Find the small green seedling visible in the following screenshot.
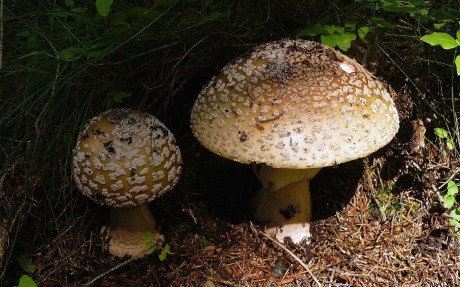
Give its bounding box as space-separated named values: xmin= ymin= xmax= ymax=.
xmin=159 ymin=244 xmax=173 ymax=261
xmin=442 ymin=180 xmax=460 ymax=228
xmin=434 ymin=127 xmax=454 ymax=150
xmin=140 ymin=232 xmax=160 ymax=255
xmin=140 ymin=232 xmax=173 ymax=261
xmin=17 ymin=255 xmax=37 ymax=287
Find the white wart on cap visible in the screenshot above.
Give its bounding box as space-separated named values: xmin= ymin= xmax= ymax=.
xmin=191 ymin=39 xmax=399 ymax=168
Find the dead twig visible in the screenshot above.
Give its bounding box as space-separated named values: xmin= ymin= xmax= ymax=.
xmin=438 ymin=167 xmax=460 ymax=190
xmin=82 ymin=257 xmax=136 ymax=286
xmin=250 ymin=222 xmax=322 ymax=287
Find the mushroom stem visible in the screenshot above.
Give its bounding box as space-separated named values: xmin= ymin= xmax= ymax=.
xmin=108 ymin=204 xmax=164 ymax=258
xmin=253 ymin=164 xmax=320 ymax=244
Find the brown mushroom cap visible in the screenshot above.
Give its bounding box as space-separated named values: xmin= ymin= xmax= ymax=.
xmin=191 ymin=39 xmax=399 ymax=168
xmin=73 ymin=108 xmax=182 ymax=207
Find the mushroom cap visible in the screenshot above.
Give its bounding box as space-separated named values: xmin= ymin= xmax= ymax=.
xmin=73 ymin=108 xmax=182 ymax=207
xmin=191 ymin=39 xmax=399 ymax=169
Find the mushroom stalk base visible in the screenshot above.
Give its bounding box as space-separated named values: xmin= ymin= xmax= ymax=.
xmin=253 ymin=165 xmax=320 ymax=244
xmin=109 ymin=204 xmax=163 ymax=258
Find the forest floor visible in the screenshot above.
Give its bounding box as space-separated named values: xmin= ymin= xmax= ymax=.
xmin=1 ymin=2 xmax=460 ymax=285
xmin=3 ymin=70 xmax=460 ymax=286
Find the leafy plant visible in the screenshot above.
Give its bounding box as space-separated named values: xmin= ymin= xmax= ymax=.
xmin=104 ymin=91 xmax=132 ymax=109
xmin=434 ymin=127 xmax=455 ymax=150
xmin=443 ymin=180 xmax=458 ymax=209
xmin=442 ymin=180 xmax=460 ymax=228
xmin=18 ymin=275 xmax=37 ymax=287
xmin=421 ymin=30 xmax=460 ymax=75
xmin=140 ymin=232 xmax=173 ymax=261
xmin=297 ymin=0 xmax=458 ymax=51
xmin=297 ymin=23 xmax=366 ymax=51
xmin=159 ymin=244 xmax=173 ymax=261
xmin=16 ymin=255 xmax=37 ymax=287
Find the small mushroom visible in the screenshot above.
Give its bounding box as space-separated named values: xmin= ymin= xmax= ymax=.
xmin=191 ymin=39 xmax=399 ymax=244
xmin=73 ymin=108 xmax=182 ymax=257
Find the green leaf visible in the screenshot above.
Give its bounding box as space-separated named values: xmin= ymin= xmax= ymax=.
xmin=433 ymin=23 xmax=445 ymax=29
xmin=296 ymin=24 xmax=326 ymax=37
xmin=104 ymin=91 xmax=132 ymax=109
xmin=450 ymin=208 xmax=460 ymax=221
xmin=358 ymin=26 xmax=369 ymax=39
xmin=140 ymin=232 xmax=153 ymax=245
xmin=96 ymin=0 xmax=113 ymax=17
xmin=18 ymin=275 xmax=37 ymax=287
xmin=321 ymin=33 xmax=356 ymax=51
xmin=65 ymin=0 xmax=74 ymax=7
xmin=145 ymin=244 xmax=157 ymax=255
xmin=337 ymin=33 xmax=357 ymax=50
xmin=447 ymin=138 xmax=455 ymax=150
xmin=140 ymin=232 xmax=159 ymax=255
xmin=449 ymin=218 xmax=460 ymax=228
xmin=159 ymin=244 xmax=173 ymax=261
xmin=112 ymin=92 xmax=131 ymax=103
xmin=324 ymin=25 xmax=344 ymax=35
xmin=447 ymin=180 xmax=459 ymax=196
xmin=418 ymin=8 xmax=429 ymax=16
xmin=380 ymin=0 xmax=416 ymax=13
xmin=321 ymin=35 xmax=338 ymax=48
xmin=421 ymin=32 xmax=459 ymax=50
xmin=455 ymin=55 xmax=460 ymax=76
xmin=434 ymin=127 xmax=448 ymax=139
xmin=443 ymin=194 xmax=456 ymax=209
xmin=457 ymin=29 xmax=460 ymax=41
xmin=17 ymin=255 xmax=35 ymax=273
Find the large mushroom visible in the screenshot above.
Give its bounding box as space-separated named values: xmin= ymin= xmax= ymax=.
xmin=190 ymin=39 xmax=399 ymax=244
xmin=73 ymin=108 xmax=182 ymax=257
